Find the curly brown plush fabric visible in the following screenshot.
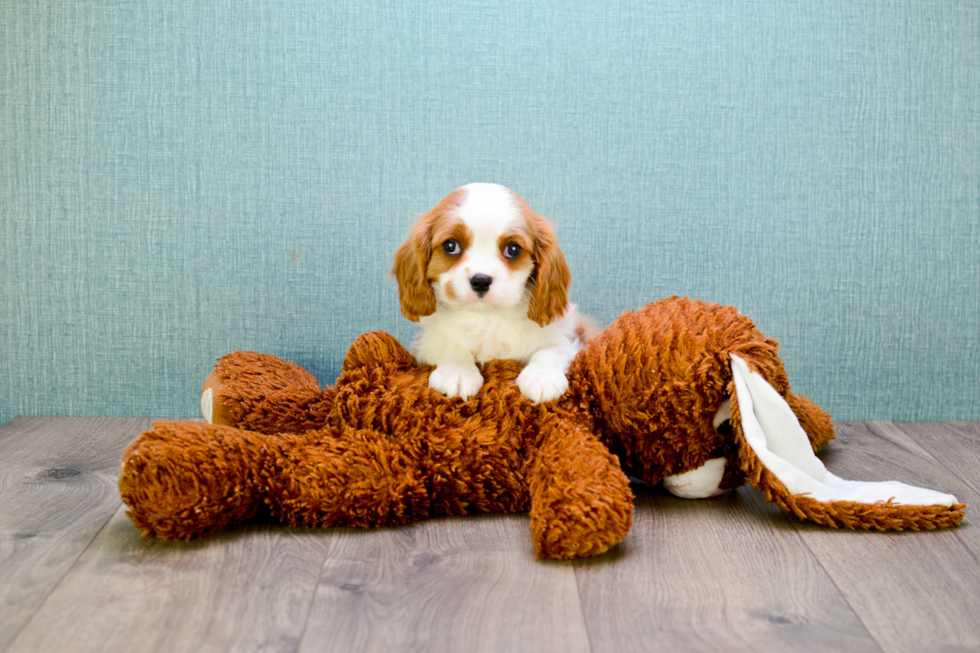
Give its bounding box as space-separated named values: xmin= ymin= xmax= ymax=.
xmin=727 ymin=388 xmax=967 ymax=531
xmin=119 ymin=297 xmax=964 ymax=559
xmin=124 ymin=331 xmax=636 ymax=558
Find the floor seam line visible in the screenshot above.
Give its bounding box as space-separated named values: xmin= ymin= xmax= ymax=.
xmin=793 ymin=522 xmax=886 ymax=653
xmin=3 ymin=502 xmax=123 ymax=653
xmin=572 ymin=560 xmax=596 ymax=653
xmin=294 ymin=536 xmax=334 ymax=653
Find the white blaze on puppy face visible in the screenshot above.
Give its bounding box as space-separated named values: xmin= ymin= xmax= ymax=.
xmin=432 ymin=183 xmax=535 ymax=311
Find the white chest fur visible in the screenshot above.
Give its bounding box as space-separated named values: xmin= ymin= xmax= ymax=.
xmin=413 ymin=304 xmax=577 ymax=365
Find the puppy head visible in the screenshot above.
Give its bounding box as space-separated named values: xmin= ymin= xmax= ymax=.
xmin=391 ymin=183 xmax=570 ymax=325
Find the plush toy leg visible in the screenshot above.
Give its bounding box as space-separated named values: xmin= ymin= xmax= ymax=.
xmin=269 ymin=423 xmax=532 ymax=529
xmin=729 ymin=355 xmax=965 ymax=530
xmin=121 ymin=419 xmax=534 ymax=539
xmin=200 ymin=351 xmax=337 ymax=434
xmin=266 ymin=429 xmax=434 ymax=529
xmin=201 ymin=333 xmax=414 ymax=433
xmin=120 ymin=422 xmax=273 ymax=539
xmin=528 ymin=414 xmax=634 ymax=559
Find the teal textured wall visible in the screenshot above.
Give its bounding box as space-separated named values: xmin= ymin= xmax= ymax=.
xmin=2 ymin=0 xmax=978 ymax=425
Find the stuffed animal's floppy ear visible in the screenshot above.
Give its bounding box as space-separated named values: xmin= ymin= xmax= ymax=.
xmin=729 ymin=355 xmax=965 ymax=530
xmin=526 ymin=213 xmax=570 ymax=326
xmin=391 ymin=216 xmax=437 ymax=322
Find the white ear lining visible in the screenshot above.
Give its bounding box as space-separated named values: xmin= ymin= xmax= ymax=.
xmin=730 ymin=354 xmax=956 ymax=507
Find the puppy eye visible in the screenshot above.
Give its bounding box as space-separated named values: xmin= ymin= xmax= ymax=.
xmin=443 ymin=239 xmax=461 ymax=255
xmin=503 ymin=243 xmax=522 ymax=260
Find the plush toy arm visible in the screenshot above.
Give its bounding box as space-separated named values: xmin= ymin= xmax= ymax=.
xmin=119 ymin=421 xmax=276 ymax=539
xmin=527 ymin=413 xmax=634 ymax=559
xmin=201 ymin=351 xmax=337 ymax=434
xmin=203 ymin=333 xmax=416 ymax=434
xmin=729 ymin=355 xmax=966 ymax=530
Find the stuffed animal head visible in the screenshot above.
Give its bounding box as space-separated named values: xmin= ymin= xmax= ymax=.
xmin=569 ymin=297 xmax=963 ymax=529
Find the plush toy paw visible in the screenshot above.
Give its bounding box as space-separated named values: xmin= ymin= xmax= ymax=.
xmin=516 ymin=363 xmax=568 ymax=404
xmin=201 ymin=387 xmax=213 ymax=423
xmin=428 ymin=362 xmax=484 ymax=400
xmin=120 ymin=421 xmax=266 ymax=539
xmin=663 ymin=457 xmax=729 ymax=499
xmin=200 ymin=369 xmax=233 ymax=426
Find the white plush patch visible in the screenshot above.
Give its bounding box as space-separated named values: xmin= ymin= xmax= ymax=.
xmin=730 ymin=354 xmax=957 ymax=507
xmin=713 ymin=397 xmax=731 ymax=431
xmin=664 ymin=457 xmax=728 ymax=499
xmin=201 ymin=387 xmax=213 ymax=424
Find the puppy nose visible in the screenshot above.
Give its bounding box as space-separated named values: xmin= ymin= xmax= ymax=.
xmin=469 ymin=274 xmax=493 ymax=297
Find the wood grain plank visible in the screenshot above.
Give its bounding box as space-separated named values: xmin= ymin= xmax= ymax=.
xmin=7 ymin=507 xmax=333 ymax=653
xmin=573 ymin=485 xmax=880 ymax=653
xmin=4 ymin=418 xmax=976 ymax=653
xmin=880 ymin=422 xmax=980 ymax=497
xmin=301 ymin=513 xmax=592 ymax=653
xmin=788 ymin=422 xmax=980 ymax=653
xmin=0 ymin=417 xmax=148 ymax=652
xmin=867 ymin=421 xmax=980 ymax=561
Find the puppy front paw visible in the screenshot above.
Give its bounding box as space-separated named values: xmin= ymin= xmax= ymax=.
xmin=516 ymin=365 xmax=569 ymax=404
xmin=428 ymin=363 xmax=484 ymax=400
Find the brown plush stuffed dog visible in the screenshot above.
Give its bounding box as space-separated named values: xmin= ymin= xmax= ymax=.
xmin=119 ymin=297 xmax=964 ymax=559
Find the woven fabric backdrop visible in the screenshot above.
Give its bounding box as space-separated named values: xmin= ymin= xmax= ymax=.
xmin=2 ymin=0 xmax=978 ymax=425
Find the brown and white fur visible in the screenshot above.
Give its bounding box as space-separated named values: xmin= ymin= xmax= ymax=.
xmin=392 ymin=183 xmax=597 ymax=404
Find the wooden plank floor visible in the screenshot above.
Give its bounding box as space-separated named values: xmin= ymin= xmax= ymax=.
xmin=0 ymin=417 xmax=977 ymax=653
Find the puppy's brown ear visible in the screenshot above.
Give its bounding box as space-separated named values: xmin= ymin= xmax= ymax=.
xmin=391 ymin=216 xmax=437 ymax=321
xmin=527 ymin=214 xmax=570 ymax=326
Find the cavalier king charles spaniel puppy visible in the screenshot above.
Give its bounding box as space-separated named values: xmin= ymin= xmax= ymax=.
xmin=392 ymin=183 xmax=598 ymax=404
